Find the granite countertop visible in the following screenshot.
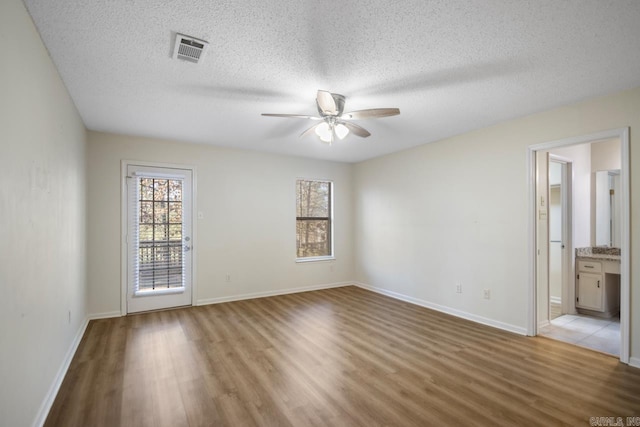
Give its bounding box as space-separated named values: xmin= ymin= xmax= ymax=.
xmin=576 ymin=247 xmax=621 ymax=262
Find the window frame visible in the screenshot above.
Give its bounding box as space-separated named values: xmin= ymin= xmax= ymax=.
xmin=295 ymin=178 xmax=335 ymax=263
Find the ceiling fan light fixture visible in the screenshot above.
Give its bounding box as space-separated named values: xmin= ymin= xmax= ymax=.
xmin=335 ymin=123 xmax=349 ymax=140
xmin=315 ymin=121 xmax=332 ymax=142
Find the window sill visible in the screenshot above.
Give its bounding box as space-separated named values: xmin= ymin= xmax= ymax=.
xmin=296 ymin=256 xmax=335 ymax=263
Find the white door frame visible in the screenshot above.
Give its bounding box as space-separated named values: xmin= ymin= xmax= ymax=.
xmin=121 ymin=160 xmax=197 ymax=315
xmin=548 ymin=155 xmax=574 ymax=317
xmin=527 ymin=128 xmax=630 ymax=364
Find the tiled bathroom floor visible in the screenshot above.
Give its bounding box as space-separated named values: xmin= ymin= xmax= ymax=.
xmin=538 ymin=314 xmax=620 ymax=356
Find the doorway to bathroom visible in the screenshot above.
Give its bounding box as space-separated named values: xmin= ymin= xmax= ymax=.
xmin=528 ymin=128 xmax=630 ymax=363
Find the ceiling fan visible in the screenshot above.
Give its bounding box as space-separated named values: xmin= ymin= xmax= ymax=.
xmin=261 ymin=90 xmax=400 ymax=144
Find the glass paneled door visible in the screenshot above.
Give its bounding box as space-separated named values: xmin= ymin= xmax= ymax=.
xmin=126 ymin=164 xmax=193 ymax=313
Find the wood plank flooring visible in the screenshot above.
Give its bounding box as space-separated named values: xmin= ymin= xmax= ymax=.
xmin=45 ymin=286 xmax=640 ymax=426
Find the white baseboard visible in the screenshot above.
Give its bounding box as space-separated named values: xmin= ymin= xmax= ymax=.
xmin=550 ymin=296 xmax=561 ymax=305
xmin=538 ymin=319 xmax=551 ymax=329
xmin=87 ymin=311 xmax=122 ymax=320
xmin=32 ymin=316 xmax=90 ymax=427
xmin=354 ymin=282 xmax=527 ymax=336
xmin=196 ymin=281 xmax=352 ymax=306
xmin=629 ymin=357 xmax=640 ymax=369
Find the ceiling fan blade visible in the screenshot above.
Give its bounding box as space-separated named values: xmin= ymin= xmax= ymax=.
xmin=342 ymin=108 xmax=400 ymax=120
xmin=300 ymin=123 xmax=321 ymax=138
xmin=262 ymin=113 xmax=320 ymax=120
xmin=316 ymin=90 xmax=337 ymax=115
xmin=340 ymin=121 xmax=371 ymax=138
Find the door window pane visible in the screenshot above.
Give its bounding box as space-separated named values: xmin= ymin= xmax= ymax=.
xmin=138 ymin=178 xmax=184 ymax=291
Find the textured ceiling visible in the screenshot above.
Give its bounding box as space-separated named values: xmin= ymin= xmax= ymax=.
xmin=23 ymin=0 xmax=640 ymax=163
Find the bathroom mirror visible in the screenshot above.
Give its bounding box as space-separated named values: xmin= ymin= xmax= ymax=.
xmin=595 ymin=169 xmax=621 ymax=247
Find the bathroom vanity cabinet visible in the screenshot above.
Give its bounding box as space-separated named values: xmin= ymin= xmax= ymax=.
xmin=576 ymin=258 xmax=620 ymax=317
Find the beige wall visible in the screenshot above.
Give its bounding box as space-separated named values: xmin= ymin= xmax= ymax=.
xmin=552 ymin=139 xmax=622 ymax=248
xmin=551 ymin=143 xmax=592 ymax=248
xmin=592 ymin=138 xmax=622 ymax=172
xmin=0 ymin=0 xmax=88 ymax=425
xmin=87 ymin=132 xmax=354 ymax=315
xmin=354 ymin=86 xmax=640 ymax=361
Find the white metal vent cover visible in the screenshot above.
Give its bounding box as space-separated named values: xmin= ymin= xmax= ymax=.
xmin=173 ymin=33 xmax=208 ymax=64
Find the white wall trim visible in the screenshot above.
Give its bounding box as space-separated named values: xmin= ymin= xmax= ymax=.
xmin=196 ymin=282 xmax=352 ymax=306
xmin=87 ymin=311 xmax=122 ymax=320
xmin=619 ymin=129 xmax=631 ymax=364
xmin=629 ymin=357 xmax=640 ymax=370
xmin=526 ymin=147 xmax=537 ymax=336
xmin=32 ymin=317 xmax=90 ymax=427
xmin=354 ymin=282 xmax=527 ymax=336
xmin=549 ymin=296 xmax=562 ymax=305
xmin=527 ymin=127 xmax=630 ymax=363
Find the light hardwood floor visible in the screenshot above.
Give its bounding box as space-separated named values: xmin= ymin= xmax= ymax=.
xmin=45 ymin=286 xmax=640 ymax=426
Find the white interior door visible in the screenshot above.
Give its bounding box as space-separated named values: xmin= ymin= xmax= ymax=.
xmin=548 ymin=158 xmax=571 ymax=317
xmin=548 ymin=161 xmax=562 ymax=312
xmin=126 ymin=164 xmax=193 ymax=313
xmin=536 ymin=151 xmax=550 ymax=327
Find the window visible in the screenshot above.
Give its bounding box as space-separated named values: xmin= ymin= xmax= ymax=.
xmin=136 ymin=177 xmax=184 ymax=291
xmin=296 ymin=179 xmax=333 ymax=259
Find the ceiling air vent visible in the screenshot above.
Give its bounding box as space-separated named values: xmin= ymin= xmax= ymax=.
xmin=173 ymin=33 xmax=208 ymax=64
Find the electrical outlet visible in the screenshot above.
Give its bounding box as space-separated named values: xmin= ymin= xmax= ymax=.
xmin=225 ymin=274 xmax=231 ymax=282
xmin=456 ymin=283 xmax=462 ymax=294
xmin=483 ymin=289 xmax=491 ymax=300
